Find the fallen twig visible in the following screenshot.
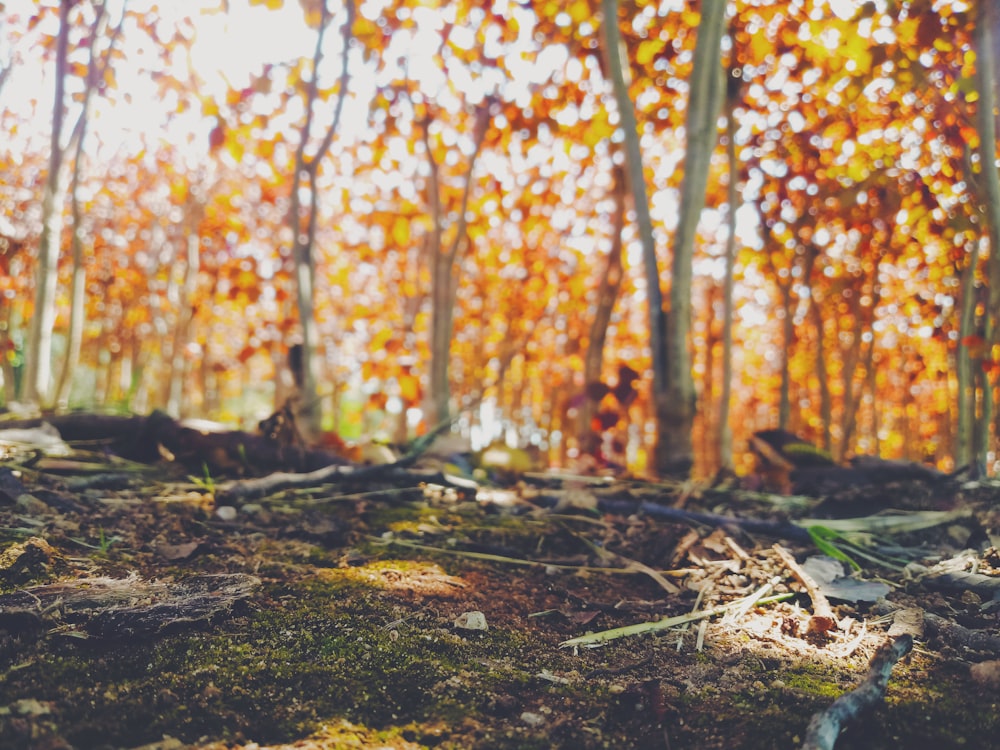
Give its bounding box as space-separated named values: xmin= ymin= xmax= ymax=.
xmin=560 ymin=583 xmax=790 ymax=649
xmin=773 ymin=543 xmax=837 ymax=635
xmin=597 ymin=500 xmax=815 ymax=543
xmin=773 ymin=544 xmax=834 ymax=618
xmin=216 ymin=463 xmax=349 ymax=503
xmin=923 ymin=612 xmax=1000 ymax=655
xmin=375 ymin=536 xmax=688 ymax=579
xmin=800 ymin=635 xmax=913 ymax=750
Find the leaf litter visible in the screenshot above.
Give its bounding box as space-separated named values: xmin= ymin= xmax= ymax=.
xmin=0 ymin=413 xmax=997 ymax=749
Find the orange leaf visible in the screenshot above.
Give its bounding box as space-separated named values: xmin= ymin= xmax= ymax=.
xmin=208 ymin=122 xmax=225 ymax=151
xmin=398 ymin=373 xmax=420 ymax=404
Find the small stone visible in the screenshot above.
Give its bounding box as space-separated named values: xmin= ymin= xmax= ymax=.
xmin=13 ymin=699 xmax=51 ymax=716
xmin=454 ymin=610 xmax=488 ymax=631
xmin=15 ymin=494 xmax=48 ymax=515
xmin=215 ymin=505 xmax=238 ymax=521
xmin=520 ymin=711 xmax=545 ymax=728
xmin=969 ymin=660 xmax=1000 ymax=690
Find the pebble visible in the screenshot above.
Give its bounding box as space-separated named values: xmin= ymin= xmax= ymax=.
xmin=520 ymin=711 xmax=545 ymax=728
xmin=215 ymin=505 xmax=238 ymax=521
xmin=454 ymin=611 xmax=488 ymax=631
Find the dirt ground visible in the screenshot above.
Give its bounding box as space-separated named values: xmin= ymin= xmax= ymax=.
xmin=0 ymin=417 xmax=998 ymax=749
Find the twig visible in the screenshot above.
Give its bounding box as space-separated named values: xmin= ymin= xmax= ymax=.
xmin=561 ymin=587 xmax=791 ymax=649
xmin=376 ymin=537 xmax=687 ymax=578
xmin=923 ymin=613 xmax=1000 ymax=654
xmin=568 ymin=525 xmax=681 ymax=595
xmin=800 ymin=635 xmax=913 ymax=750
xmin=721 ymin=575 xmax=782 ymax=625
xmin=597 ymin=500 xmax=815 ymax=544
xmin=216 ymin=463 xmax=348 ymax=503
xmin=620 ymin=557 xmax=682 ymax=595
xmin=773 ymin=543 xmax=836 ymax=622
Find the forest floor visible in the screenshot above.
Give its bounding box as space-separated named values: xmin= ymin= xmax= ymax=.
xmin=0 ymin=413 xmax=998 ymax=750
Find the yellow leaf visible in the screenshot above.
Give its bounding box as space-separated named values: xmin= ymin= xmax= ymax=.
xmin=568 ymin=0 xmax=590 ymax=25
xmin=226 ymin=136 xmax=245 ymax=163
xmin=636 ymin=40 xmax=663 ymax=66
xmin=391 ymin=217 xmax=410 ymax=247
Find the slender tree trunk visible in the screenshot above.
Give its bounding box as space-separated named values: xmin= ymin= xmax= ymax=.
xmin=423 ymin=105 xmax=490 ymax=427
xmin=581 ymin=163 xmax=626 ymax=458
xmin=718 ymin=101 xmax=739 ymax=472
xmin=24 ymin=0 xmax=71 ymax=407
xmin=975 ymin=1 xmax=1000 ymax=472
xmin=662 ymin=0 xmax=727 ymax=475
xmin=810 ymin=297 xmax=832 ymax=452
xmin=423 ymin=146 xmax=446 ymax=428
xmin=54 ymin=145 xmax=87 ymax=410
xmin=54 ymin=0 xmax=121 ymax=409
xmin=836 ymin=297 xmax=862 ymax=461
xmin=866 ymin=348 xmax=881 ymax=455
xmin=289 ymin=0 xmax=354 ymax=438
xmin=839 ymin=269 xmax=881 ymax=459
xmin=956 ymin=240 xmax=980 ymax=468
xmin=166 ymin=231 xmax=200 ymax=417
xmin=0 ymin=304 xmax=18 ymax=404
xmin=602 ymin=0 xmax=725 ymax=476
xmin=599 ymin=0 xmax=670 ymax=470
xmin=777 ymin=282 xmax=794 ymax=430
xmin=702 ymin=290 xmax=718 ymax=473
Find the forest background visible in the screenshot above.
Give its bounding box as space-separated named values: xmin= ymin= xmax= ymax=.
xmin=0 ymin=0 xmax=998 ymax=480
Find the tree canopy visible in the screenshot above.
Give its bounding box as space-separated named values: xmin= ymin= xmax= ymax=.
xmin=0 ymin=0 xmax=996 ymax=477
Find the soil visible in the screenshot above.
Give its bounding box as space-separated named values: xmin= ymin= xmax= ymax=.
xmin=0 ymin=416 xmax=998 ymax=750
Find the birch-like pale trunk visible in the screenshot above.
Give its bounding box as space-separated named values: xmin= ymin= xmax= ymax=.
xmin=55 ymin=1 xmax=123 ymax=408
xmin=600 ymin=0 xmax=669 ymax=474
xmin=288 ymin=0 xmax=354 ymax=438
xmin=601 ymin=0 xmax=726 ymax=476
xmin=23 ymin=0 xmax=71 ymax=407
xmin=423 ymin=106 xmax=490 ymax=428
xmin=662 ymin=0 xmax=727 ymax=475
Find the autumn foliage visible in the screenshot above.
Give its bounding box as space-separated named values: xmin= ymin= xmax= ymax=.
xmin=0 ymin=0 xmax=997 ymax=477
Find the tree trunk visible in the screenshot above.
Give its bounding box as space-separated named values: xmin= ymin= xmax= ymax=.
xmin=166 ymin=231 xmax=200 ymax=417
xmin=289 ymin=0 xmax=355 ymax=438
xmin=777 ymin=282 xmax=794 ymax=430
xmin=956 ymin=246 xmax=979 ymax=469
xmin=423 ymin=105 xmax=490 ymax=428
xmin=975 ymin=1 xmax=1000 ymax=472
xmin=54 ymin=145 xmax=87 ymax=410
xmin=810 ymin=296 xmax=833 ymax=452
xmin=580 ymin=163 xmax=626 ymax=458
xmin=839 ymin=264 xmax=882 ymax=460
xmin=701 ymin=287 xmax=718 ymax=473
xmin=662 ymin=0 xmax=727 ymax=475
xmin=718 ymin=99 xmax=739 ymax=472
xmin=54 ymin=0 xmax=120 ymax=409
xmin=23 ymin=0 xmax=71 ymax=407
xmin=0 ymin=304 xmax=19 ymax=404
xmin=601 ymin=0 xmax=725 ymax=476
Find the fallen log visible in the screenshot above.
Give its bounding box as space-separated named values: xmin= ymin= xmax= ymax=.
xmin=0 ymin=411 xmax=350 ymax=476
xmin=800 ymin=635 xmax=913 ymax=750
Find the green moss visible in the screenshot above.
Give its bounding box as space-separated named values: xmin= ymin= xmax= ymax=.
xmin=779 ymin=669 xmax=845 ymax=699
xmin=0 ymin=570 xmax=576 ymax=748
